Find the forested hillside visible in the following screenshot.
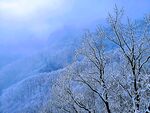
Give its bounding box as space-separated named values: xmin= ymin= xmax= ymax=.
xmin=0 ymin=7 xmax=149 ymax=113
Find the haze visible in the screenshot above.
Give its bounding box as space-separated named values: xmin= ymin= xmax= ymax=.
xmin=0 ymin=0 xmax=150 ymax=67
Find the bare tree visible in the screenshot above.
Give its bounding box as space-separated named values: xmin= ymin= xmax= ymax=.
xmin=74 ymin=30 xmax=112 ymax=113
xmin=107 ymin=6 xmax=150 ymax=113
xmin=52 ymin=69 xmax=92 ymax=113
xmin=51 ymin=7 xmax=149 ymax=113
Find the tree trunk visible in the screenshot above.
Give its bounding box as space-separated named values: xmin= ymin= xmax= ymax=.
xmin=133 ymin=69 xmax=140 ymax=112
xmin=105 ymin=101 xmax=111 ymax=113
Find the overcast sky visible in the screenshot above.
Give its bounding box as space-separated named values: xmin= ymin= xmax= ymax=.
xmin=0 ymin=0 xmax=150 ymax=60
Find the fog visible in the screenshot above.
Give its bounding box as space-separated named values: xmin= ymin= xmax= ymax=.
xmin=0 ymin=1 xmax=150 ymax=113
xmin=0 ymin=0 xmax=150 ymax=67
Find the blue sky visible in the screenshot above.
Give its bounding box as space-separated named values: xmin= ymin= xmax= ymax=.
xmin=0 ymin=0 xmax=150 ymax=64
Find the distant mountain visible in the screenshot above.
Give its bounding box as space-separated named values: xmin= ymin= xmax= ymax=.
xmin=0 ymin=70 xmax=62 ymax=113
xmin=0 ymin=26 xmax=82 ymax=95
xmin=0 ymin=49 xmax=124 ymax=113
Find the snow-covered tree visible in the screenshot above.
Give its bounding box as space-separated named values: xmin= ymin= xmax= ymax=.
xmin=51 ymin=7 xmax=150 ymax=113
xmin=106 ymin=7 xmax=150 ymax=113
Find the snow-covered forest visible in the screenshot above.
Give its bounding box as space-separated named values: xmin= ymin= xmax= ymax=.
xmin=0 ymin=1 xmax=150 ymax=113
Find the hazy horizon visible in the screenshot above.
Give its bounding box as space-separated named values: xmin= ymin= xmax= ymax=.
xmin=0 ymin=0 xmax=150 ymax=67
